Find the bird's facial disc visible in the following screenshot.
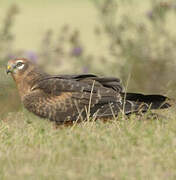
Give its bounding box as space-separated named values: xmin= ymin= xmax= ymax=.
xmin=7 ymin=60 xmax=26 ymax=74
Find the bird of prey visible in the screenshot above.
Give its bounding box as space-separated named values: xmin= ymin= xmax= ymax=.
xmin=7 ymin=58 xmax=171 ymax=125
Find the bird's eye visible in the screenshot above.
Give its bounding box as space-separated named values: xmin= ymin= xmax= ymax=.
xmin=16 ymin=62 xmax=23 ymax=67
xmin=16 ymin=61 xmax=25 ymax=70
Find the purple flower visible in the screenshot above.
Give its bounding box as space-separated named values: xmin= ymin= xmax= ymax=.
xmin=25 ymin=51 xmax=37 ymax=62
xmin=71 ymin=47 xmax=83 ymax=57
xmin=173 ymin=3 xmax=176 ymax=9
xmin=146 ymin=10 xmax=153 ymax=19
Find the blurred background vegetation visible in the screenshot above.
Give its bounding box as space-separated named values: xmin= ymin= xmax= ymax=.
xmin=1 ymin=0 xmax=176 ymax=115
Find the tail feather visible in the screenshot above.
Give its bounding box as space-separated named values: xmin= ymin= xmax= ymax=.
xmin=91 ymin=92 xmax=172 ymax=119
xmin=122 ymin=92 xmax=171 ymax=109
xmin=92 ymin=100 xmax=150 ymax=118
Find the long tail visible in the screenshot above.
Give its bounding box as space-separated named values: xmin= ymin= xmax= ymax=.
xmin=90 ymin=92 xmax=172 ymax=118
xmin=122 ymin=92 xmax=171 ymax=109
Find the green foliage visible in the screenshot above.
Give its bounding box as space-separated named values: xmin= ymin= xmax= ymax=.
xmin=94 ymin=0 xmax=176 ymax=94
xmin=1 ymin=1 xmax=176 ymax=112
xmin=0 ymin=5 xmax=21 ymax=115
xmin=33 ymin=0 xmax=176 ymax=94
xmin=38 ymin=27 xmax=92 ymax=74
xmin=0 ymin=4 xmax=19 ymax=65
xmin=1 ymin=2 xmax=176 ymax=179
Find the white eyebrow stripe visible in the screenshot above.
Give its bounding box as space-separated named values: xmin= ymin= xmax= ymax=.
xmin=16 ymin=60 xmax=24 ymax=63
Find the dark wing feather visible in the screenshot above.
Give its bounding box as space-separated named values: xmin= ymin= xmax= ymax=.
xmin=24 ymin=74 xmax=170 ymax=124
xmin=53 ymin=74 xmax=97 ymax=79
xmin=32 ymin=78 xmax=97 ymax=95
xmin=41 ymin=74 xmax=123 ymax=93
xmin=24 ymin=77 xmax=123 ymax=123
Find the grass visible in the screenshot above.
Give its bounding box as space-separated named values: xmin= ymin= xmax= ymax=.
xmin=0 ymin=109 xmax=176 ymax=180
xmin=1 ymin=1 xmax=176 ymax=179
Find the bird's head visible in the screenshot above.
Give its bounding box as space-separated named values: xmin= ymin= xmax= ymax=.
xmin=6 ymin=58 xmax=31 ymax=74
xmin=6 ymin=58 xmax=36 ymax=82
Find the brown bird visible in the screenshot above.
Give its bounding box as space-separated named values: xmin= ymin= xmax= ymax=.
xmin=7 ymin=58 xmax=171 ymax=125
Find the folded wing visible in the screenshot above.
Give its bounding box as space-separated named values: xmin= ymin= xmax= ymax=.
xmin=23 ymin=74 xmax=171 ymax=124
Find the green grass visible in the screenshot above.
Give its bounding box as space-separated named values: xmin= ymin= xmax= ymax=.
xmin=1 ymin=1 xmax=176 ymax=179
xmin=1 ymin=109 xmax=176 ymax=180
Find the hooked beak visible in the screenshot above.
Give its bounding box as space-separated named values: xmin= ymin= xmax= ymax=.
xmin=6 ymin=65 xmax=12 ymax=74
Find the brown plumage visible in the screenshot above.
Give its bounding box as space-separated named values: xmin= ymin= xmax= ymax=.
xmin=7 ymin=58 xmax=171 ymax=125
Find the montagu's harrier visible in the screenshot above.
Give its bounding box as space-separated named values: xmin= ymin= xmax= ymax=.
xmin=7 ymin=58 xmax=171 ymax=124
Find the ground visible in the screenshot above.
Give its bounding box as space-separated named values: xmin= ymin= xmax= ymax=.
xmin=1 ymin=1 xmax=176 ymax=179
xmin=0 ymin=109 xmax=176 ymax=180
